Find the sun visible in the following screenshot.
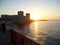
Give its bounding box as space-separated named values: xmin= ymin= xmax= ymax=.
xmin=31 ymin=14 xmax=40 ymax=20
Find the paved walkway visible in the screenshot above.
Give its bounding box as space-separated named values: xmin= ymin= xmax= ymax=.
xmin=0 ymin=30 xmax=13 ymax=45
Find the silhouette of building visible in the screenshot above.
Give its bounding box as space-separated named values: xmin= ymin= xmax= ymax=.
xmin=18 ymin=11 xmax=24 ymax=16
xmin=0 ymin=11 xmax=30 ymax=24
xmin=26 ymin=13 xmax=30 ymax=17
xmin=26 ymin=13 xmax=30 ymax=22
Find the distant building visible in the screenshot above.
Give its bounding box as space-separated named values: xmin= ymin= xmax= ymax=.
xmin=0 ymin=11 xmax=30 ymax=24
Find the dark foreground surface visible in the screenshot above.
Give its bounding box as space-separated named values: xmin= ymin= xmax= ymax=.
xmin=0 ymin=32 xmax=12 ymax=45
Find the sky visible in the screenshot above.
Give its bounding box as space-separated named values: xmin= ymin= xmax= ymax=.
xmin=0 ymin=0 xmax=60 ymax=20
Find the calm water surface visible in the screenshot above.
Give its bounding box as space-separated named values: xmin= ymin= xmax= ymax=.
xmin=23 ymin=21 xmax=60 ymax=45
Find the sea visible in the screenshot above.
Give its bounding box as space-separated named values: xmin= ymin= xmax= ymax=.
xmin=23 ymin=21 xmax=60 ymax=45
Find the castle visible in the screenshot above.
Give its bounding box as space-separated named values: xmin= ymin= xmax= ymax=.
xmin=0 ymin=11 xmax=30 ymax=25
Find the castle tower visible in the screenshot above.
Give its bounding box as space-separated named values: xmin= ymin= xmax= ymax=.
xmin=26 ymin=13 xmax=30 ymax=18
xmin=18 ymin=11 xmax=24 ymax=16
xmin=26 ymin=13 xmax=30 ymax=22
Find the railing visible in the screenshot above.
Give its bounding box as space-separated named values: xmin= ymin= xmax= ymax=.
xmin=10 ymin=30 xmax=41 ymax=45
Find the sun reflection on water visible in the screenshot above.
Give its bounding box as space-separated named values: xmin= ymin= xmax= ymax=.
xmin=34 ymin=22 xmax=39 ymax=38
xmin=30 ymin=22 xmax=39 ymax=41
xmin=29 ymin=21 xmax=47 ymax=45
